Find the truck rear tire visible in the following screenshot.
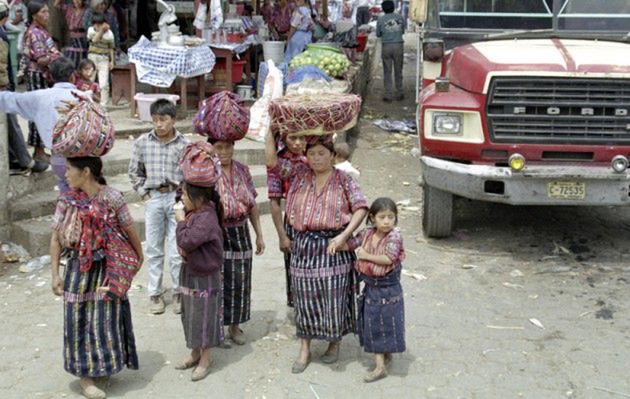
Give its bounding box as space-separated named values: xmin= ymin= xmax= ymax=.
xmin=422 ymin=185 xmax=453 ymax=238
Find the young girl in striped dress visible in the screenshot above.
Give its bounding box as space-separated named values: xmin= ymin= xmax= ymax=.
xmin=348 ymin=197 xmax=406 ymax=383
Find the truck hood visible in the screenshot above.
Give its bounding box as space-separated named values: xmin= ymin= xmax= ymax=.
xmin=448 ymin=39 xmax=630 ymax=94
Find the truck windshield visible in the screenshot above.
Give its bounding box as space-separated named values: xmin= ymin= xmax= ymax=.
xmin=438 ymin=0 xmax=630 ymax=33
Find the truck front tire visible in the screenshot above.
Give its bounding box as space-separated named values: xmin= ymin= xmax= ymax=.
xmin=422 ymin=185 xmax=453 ymax=238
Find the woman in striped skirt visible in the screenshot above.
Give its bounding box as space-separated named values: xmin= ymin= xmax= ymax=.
xmin=265 ymin=133 xmax=368 ymax=373
xmin=50 ymin=156 xmax=143 ymax=399
xmin=22 ymin=0 xmax=61 ymax=162
xmin=53 ymin=0 xmax=88 ymax=68
xmin=212 ymin=139 xmax=265 ymax=345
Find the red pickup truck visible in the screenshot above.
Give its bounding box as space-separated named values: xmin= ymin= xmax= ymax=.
xmin=415 ymin=0 xmax=630 ymax=237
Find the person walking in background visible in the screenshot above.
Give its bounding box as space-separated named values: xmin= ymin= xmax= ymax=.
xmin=0 ymin=57 xmax=84 ymax=192
xmin=174 ymin=142 xmax=225 ymax=382
xmin=53 ymin=0 xmax=88 ymax=69
xmin=128 ymin=99 xmax=189 ymax=315
xmin=347 ymin=197 xmax=406 ymax=383
xmin=22 ymin=0 xmax=61 ymax=162
xmin=0 ymin=0 xmax=48 ymax=174
xmin=284 ymin=0 xmax=313 ymax=64
xmin=87 ymin=12 xmax=113 ymax=106
xmin=377 ymin=0 xmax=404 ymax=102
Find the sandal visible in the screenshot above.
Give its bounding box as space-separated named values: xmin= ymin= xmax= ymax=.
xmin=81 ymin=385 xmax=106 ymax=399
xmin=174 ymin=358 xmax=200 ymax=370
xmin=363 ymin=369 xmax=388 ymax=383
xmin=229 ymin=328 xmax=246 ymax=345
xmin=291 ymin=354 xmax=311 ymax=374
xmin=191 ymin=364 xmax=213 ymax=381
xmin=320 ymin=348 xmax=339 ymax=364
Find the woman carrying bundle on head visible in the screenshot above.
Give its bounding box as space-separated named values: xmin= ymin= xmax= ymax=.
xmin=173 ymin=141 xmax=225 ymax=382
xmin=193 ymin=91 xmax=265 ymax=346
xmin=265 ymin=132 xmax=367 ymax=374
xmin=49 ymin=97 xmax=143 ymax=399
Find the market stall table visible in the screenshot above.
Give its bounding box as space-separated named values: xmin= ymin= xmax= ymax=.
xmin=128 ymin=36 xmax=216 ymax=114
xmin=208 ymin=42 xmax=252 ymax=92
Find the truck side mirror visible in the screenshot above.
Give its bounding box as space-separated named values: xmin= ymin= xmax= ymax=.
xmin=423 ymin=40 xmax=444 ymax=62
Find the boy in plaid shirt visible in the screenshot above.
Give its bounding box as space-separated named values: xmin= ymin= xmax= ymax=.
xmin=128 ymin=99 xmax=189 ymax=315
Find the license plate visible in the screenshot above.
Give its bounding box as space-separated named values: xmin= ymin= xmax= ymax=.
xmin=547 ymin=181 xmax=586 ymax=200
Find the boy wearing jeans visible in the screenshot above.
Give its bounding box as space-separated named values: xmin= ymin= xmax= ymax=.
xmin=376 ymin=0 xmax=405 ymax=102
xmin=129 ymin=99 xmax=189 ymax=314
xmin=87 ymin=12 xmax=113 ymax=106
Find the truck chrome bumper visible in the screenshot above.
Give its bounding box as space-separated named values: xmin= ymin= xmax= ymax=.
xmin=420 ymin=156 xmax=630 ymax=206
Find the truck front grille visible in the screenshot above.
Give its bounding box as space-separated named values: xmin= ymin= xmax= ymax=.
xmin=487 ymin=77 xmax=630 ymax=145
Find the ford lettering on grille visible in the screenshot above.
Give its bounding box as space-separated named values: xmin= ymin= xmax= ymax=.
xmin=487 ymin=77 xmax=630 ymax=144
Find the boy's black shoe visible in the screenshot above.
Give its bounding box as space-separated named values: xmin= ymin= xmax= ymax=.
xmin=395 ymin=94 xmax=405 ymax=101
xmin=382 ymin=97 xmax=393 ymax=103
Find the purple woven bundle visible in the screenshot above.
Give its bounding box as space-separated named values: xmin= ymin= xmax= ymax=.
xmin=193 ymin=91 xmax=250 ymax=141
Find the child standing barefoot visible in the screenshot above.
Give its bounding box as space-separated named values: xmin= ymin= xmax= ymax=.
xmin=174 ymin=142 xmax=225 ymax=381
xmin=349 ymin=197 xmax=406 ymax=382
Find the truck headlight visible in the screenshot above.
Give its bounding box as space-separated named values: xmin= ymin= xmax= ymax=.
xmin=433 ymin=113 xmax=462 ymax=135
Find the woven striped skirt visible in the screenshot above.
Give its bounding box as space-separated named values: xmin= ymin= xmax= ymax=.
xmin=26 ymin=70 xmax=48 ymax=148
xmin=64 ymin=36 xmax=88 ymax=69
xmin=180 ymin=267 xmax=224 ymax=349
xmin=223 ymin=220 xmax=253 ymax=325
xmin=284 ymin=220 xmax=294 ymax=307
xmin=291 ymin=230 xmax=357 ymax=342
xmin=358 ymin=268 xmax=406 ymax=354
xmin=63 ymin=250 xmax=139 ymax=377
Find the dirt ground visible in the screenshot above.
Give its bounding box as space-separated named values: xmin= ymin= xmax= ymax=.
xmin=1 ymin=37 xmax=630 ymax=398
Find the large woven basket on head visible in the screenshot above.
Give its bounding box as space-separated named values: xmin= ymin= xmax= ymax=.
xmin=269 ymin=93 xmax=362 ymax=137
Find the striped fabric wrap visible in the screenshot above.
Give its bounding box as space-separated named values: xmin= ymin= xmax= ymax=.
xmin=223 ymin=222 xmax=253 ymax=325
xmin=63 ymin=255 xmax=138 ymax=377
xmin=194 ymin=91 xmax=250 ymax=141
xmin=291 ymin=229 xmax=358 ymax=341
xmin=181 ymin=141 xmax=222 ymax=187
xmin=52 ymin=95 xmax=115 ymax=157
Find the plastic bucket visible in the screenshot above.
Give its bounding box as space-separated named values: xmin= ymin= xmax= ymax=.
xmin=236 ymin=84 xmax=254 ymax=100
xmin=214 ymin=59 xmax=247 ymax=83
xmin=263 ymin=41 xmax=285 ymax=65
xmin=134 ymin=93 xmax=180 ymax=122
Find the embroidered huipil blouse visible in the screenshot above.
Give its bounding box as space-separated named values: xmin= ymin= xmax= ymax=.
xmin=59 ymin=4 xmax=86 ymax=39
xmin=271 ymin=4 xmax=294 ymax=34
xmin=267 ymin=151 xmax=307 ymax=199
xmin=217 ymin=160 xmax=257 ymax=222
xmin=23 ymin=23 xmax=60 ymax=75
xmin=349 ymin=227 xmax=405 ymax=277
xmin=278 ymin=159 xmax=368 ymax=232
